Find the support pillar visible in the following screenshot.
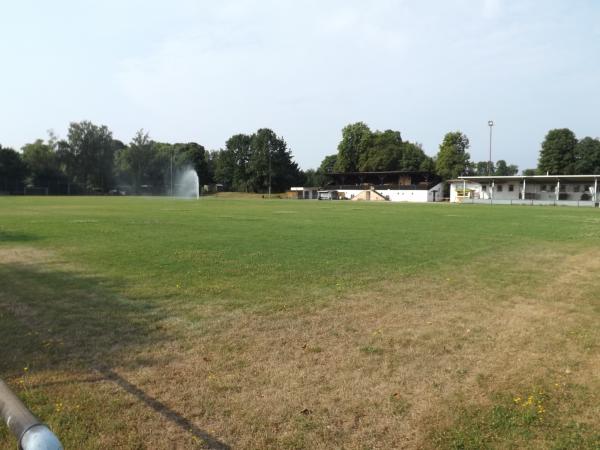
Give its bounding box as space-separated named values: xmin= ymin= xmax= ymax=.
xmin=463 ymin=179 xmax=466 ymax=201
xmin=522 ymin=178 xmax=527 ymax=200
xmin=491 ymin=180 xmax=495 ymax=200
xmin=594 ymin=178 xmax=598 ymax=203
xmin=556 ymin=179 xmax=560 ymax=202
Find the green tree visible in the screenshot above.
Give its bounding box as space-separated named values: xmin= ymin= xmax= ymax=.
xmin=401 ymin=142 xmax=432 ymax=172
xmin=522 ymin=168 xmax=537 ymax=176
xmin=312 ymin=154 xmax=338 ymax=187
xmin=226 ymin=134 xmax=252 ymax=192
xmin=574 ymin=137 xmax=600 ymax=174
xmin=21 ymin=139 xmax=61 ymax=188
xmin=212 ymin=148 xmax=236 ymax=190
xmin=174 ymin=142 xmax=212 ymax=186
xmin=434 ymin=131 xmax=471 ymax=180
xmin=358 ymin=129 xmax=402 ymax=171
xmin=538 ymin=128 xmax=578 ymax=175
xmin=302 ymin=169 xmax=322 ymax=187
xmin=495 ymin=160 xmax=518 ymax=176
xmin=146 ymin=142 xmax=172 ymax=193
xmin=333 ymin=124 xmax=434 ymax=174
xmin=319 ymin=154 xmax=337 ymax=173
xmin=334 ymin=122 xmax=372 ymax=172
xmin=473 ymin=161 xmax=491 ymax=176
xmin=116 ymin=129 xmax=155 ymax=193
xmin=247 ymin=128 xmax=302 ymax=193
xmin=64 ymin=121 xmax=115 ymax=191
xmin=0 ymin=145 xmax=28 ymax=192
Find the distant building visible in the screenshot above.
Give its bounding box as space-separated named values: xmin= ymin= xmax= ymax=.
xmin=291 ymin=171 xmax=444 ymax=202
xmin=289 ymin=186 xmax=319 ymax=199
xmin=450 ymin=175 xmax=600 ymax=206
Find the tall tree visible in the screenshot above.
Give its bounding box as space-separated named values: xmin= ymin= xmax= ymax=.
xmin=212 ymin=148 xmax=236 ymax=190
xmin=334 ymin=122 xmax=372 ymax=172
xmin=495 ymin=160 xmax=518 ymax=176
xmin=21 ymin=139 xmax=61 ymax=188
xmin=473 ymin=161 xmax=490 ymax=176
xmin=247 ymin=128 xmax=301 ymax=193
xmin=226 ymin=134 xmax=252 ymax=192
xmin=333 ymin=124 xmax=434 ymax=174
xmin=358 ymin=129 xmax=402 ymax=171
xmin=574 ymin=137 xmax=600 ymax=174
xmin=402 ymin=142 xmax=432 ymax=172
xmin=0 ymin=145 xmax=28 ymax=192
xmin=538 ymin=128 xmax=578 ymax=175
xmin=64 ymin=121 xmax=115 ymax=191
xmin=302 ymin=169 xmax=321 ymax=187
xmin=434 ymin=131 xmax=471 ymax=180
xmin=319 ymin=154 xmax=337 ymax=174
xmin=314 ymin=154 xmax=338 ymax=186
xmin=174 ymin=142 xmax=212 ymax=185
xmin=116 ymin=129 xmax=155 ymax=193
xmin=148 ymin=142 xmax=174 ymax=193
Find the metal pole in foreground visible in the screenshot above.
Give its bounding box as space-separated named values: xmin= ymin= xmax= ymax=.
xmin=0 ymin=379 xmax=62 ymax=450
xmin=488 ymin=120 xmax=494 ymax=176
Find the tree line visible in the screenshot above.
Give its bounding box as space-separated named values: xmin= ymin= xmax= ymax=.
xmin=305 ymin=123 xmax=518 ymax=186
xmin=0 ymin=121 xmax=302 ymax=195
xmin=1 ymin=121 xmax=597 ymax=195
xmin=531 ymin=128 xmax=600 ymax=175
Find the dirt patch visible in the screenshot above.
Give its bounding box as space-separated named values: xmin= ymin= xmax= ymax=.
xmin=0 ymin=247 xmax=53 ymax=265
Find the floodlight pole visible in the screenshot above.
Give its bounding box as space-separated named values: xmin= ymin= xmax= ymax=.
xmin=268 ymin=144 xmax=272 ymax=198
xmin=170 ymin=148 xmax=174 ymax=196
xmin=488 ymin=120 xmax=494 ymax=176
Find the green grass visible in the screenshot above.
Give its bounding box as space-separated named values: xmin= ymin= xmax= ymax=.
xmin=434 ymin=384 xmax=600 ymax=449
xmin=1 ymin=196 xmax=599 ymax=448
xmin=2 ymin=196 xmax=598 ymax=310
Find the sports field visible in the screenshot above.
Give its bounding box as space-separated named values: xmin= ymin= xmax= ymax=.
xmin=0 ymin=196 xmax=599 ymax=449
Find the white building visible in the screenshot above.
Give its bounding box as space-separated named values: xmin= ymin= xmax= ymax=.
xmin=292 ymin=171 xmax=444 ymax=203
xmin=450 ymin=175 xmax=600 ymax=206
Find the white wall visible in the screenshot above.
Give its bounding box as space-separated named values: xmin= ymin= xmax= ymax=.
xmin=450 ymin=181 xmax=597 ymax=202
xmin=338 ymin=184 xmax=442 ymax=203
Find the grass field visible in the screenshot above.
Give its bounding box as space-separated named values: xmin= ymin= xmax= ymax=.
xmin=0 ymin=196 xmax=599 ymax=449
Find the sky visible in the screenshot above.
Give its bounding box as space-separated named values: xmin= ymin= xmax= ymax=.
xmin=1 ymin=0 xmax=599 ymax=171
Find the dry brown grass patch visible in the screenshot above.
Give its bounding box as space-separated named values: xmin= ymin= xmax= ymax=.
xmin=2 ymin=245 xmax=599 ymax=448
xmin=100 ymin=246 xmax=600 ymax=448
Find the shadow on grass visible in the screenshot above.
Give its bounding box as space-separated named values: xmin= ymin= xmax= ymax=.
xmin=97 ymin=366 xmax=230 ymax=449
xmin=0 ymin=262 xmax=159 ymax=375
xmin=0 ymin=230 xmax=40 ymax=243
xmin=0 ymin=261 xmax=229 ymax=449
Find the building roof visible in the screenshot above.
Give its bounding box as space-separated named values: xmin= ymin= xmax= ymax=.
xmin=458 ymin=175 xmax=600 ymax=183
xmin=330 ymin=170 xmax=433 ymax=176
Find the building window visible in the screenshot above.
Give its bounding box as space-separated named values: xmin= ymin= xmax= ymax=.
xmin=573 ymin=185 xmax=580 ymax=192
xmin=508 ymin=184 xmax=514 ymax=192
xmin=497 ymin=185 xmax=503 ymax=192
xmin=559 ymin=184 xmax=566 ymax=192
xmin=584 ymin=185 xmax=590 ymax=192
xmin=482 ymin=185 xmax=487 ymax=191
xmin=540 ymin=184 xmax=546 ymax=191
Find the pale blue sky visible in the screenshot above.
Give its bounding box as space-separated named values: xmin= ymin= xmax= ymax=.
xmin=1 ymin=0 xmax=599 ymax=171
